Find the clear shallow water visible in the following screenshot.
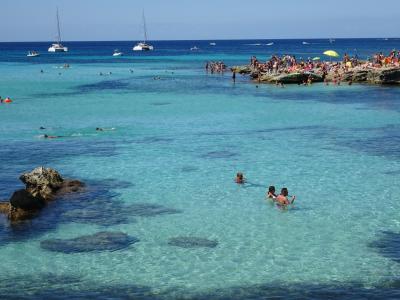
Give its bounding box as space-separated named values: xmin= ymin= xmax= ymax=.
xmin=0 ymin=39 xmax=400 ymax=299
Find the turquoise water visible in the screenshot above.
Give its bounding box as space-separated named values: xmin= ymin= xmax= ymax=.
xmin=1 ymin=40 xmax=400 ymax=299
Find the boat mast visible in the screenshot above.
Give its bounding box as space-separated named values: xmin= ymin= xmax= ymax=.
xmin=56 ymin=7 xmax=62 ymax=44
xmin=142 ymin=10 xmax=148 ymax=43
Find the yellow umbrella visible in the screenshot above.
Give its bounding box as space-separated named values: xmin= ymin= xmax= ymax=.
xmin=312 ymin=57 xmax=321 ymax=61
xmin=323 ymin=50 xmax=340 ymax=58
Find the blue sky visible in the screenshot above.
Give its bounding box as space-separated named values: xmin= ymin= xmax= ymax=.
xmin=1 ymin=0 xmax=399 ymax=41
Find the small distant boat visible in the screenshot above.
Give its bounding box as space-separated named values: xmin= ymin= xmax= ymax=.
xmin=133 ymin=10 xmax=154 ymax=51
xmin=48 ymin=8 xmax=68 ymax=52
xmin=113 ymin=49 xmax=123 ymax=56
xmin=266 ymin=42 xmax=274 ymax=46
xmin=210 ymin=42 xmax=216 ymax=46
xmin=27 ymin=51 xmax=40 ymax=57
xmin=302 ymin=41 xmax=310 ymax=45
xmin=190 ymin=46 xmax=199 ymax=51
xmin=329 ymin=38 xmax=335 ymax=44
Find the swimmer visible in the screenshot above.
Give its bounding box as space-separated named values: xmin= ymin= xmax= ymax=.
xmin=235 ymin=172 xmax=245 ymax=184
xmin=43 ymin=134 xmax=61 ymax=139
xmin=276 ymin=188 xmax=296 ymax=205
xmin=96 ymin=127 xmax=115 ymax=131
xmin=39 ymin=126 xmax=46 ymax=130
xmin=129 ymin=69 xmax=134 ymax=73
xmin=0 ymin=96 xmax=2 ymax=103
xmin=266 ymin=186 xmax=277 ymax=199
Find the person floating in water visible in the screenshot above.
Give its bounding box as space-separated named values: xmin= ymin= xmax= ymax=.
xmin=235 ymin=172 xmax=245 ymax=184
xmin=276 ymin=187 xmax=296 ymax=205
xmin=267 ymin=186 xmax=277 ymax=199
xmin=43 ymin=134 xmax=62 ymax=139
xmin=96 ymin=127 xmax=115 ymax=131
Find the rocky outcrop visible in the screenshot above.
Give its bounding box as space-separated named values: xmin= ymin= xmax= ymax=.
xmin=367 ymin=67 xmax=400 ymax=84
xmin=231 ymin=65 xmax=253 ymax=74
xmin=259 ymin=72 xmax=323 ymax=84
xmin=0 ymin=167 xmax=84 ymax=222
xmin=235 ymin=65 xmax=400 ymax=85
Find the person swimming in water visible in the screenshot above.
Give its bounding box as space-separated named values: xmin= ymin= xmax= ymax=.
xmin=96 ymin=127 xmax=115 ymax=131
xmin=235 ymin=172 xmax=245 ymax=184
xmin=43 ymin=134 xmax=61 ymax=139
xmin=267 ymin=186 xmax=277 ymax=199
xmin=276 ymin=187 xmax=296 ymax=205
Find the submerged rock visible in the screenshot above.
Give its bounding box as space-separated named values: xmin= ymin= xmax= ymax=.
xmin=61 ymin=202 xmax=181 ymax=226
xmin=168 ymin=237 xmax=218 ymax=248
xmin=41 ymin=231 xmax=139 ymax=253
xmin=128 ymin=203 xmax=182 ymax=217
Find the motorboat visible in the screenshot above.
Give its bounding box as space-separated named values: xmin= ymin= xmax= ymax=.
xmin=210 ymin=42 xmax=216 ymax=46
xmin=48 ymin=8 xmax=68 ymax=52
xmin=302 ymin=41 xmax=310 ymax=45
xmin=266 ymin=42 xmax=274 ymax=46
xmin=190 ymin=46 xmax=199 ymax=51
xmin=133 ymin=10 xmax=154 ymax=51
xmin=27 ymin=51 xmax=40 ymax=57
xmin=113 ymin=49 xmax=123 ymax=56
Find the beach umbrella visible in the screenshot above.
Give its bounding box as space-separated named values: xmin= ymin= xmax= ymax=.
xmin=323 ymin=50 xmax=340 ymax=58
xmin=312 ymin=57 xmax=321 ymax=61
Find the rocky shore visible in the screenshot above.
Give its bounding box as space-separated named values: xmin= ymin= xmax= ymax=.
xmin=0 ymin=167 xmax=84 ymax=222
xmin=231 ymin=65 xmax=400 ymax=85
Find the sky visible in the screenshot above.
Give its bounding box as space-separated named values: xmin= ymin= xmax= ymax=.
xmin=1 ymin=0 xmax=399 ymax=42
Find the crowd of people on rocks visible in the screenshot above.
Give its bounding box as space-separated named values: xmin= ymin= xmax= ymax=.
xmin=249 ymin=50 xmax=400 ymax=77
xmin=205 ymin=61 xmax=227 ymax=74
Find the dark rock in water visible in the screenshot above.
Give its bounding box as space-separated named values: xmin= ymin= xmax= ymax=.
xmin=128 ymin=203 xmax=182 ymax=217
xmin=168 ymin=237 xmax=218 ymax=248
xmin=9 ymin=189 xmax=45 ymax=210
xmin=370 ymin=231 xmax=400 ymax=263
xmin=60 ymin=202 xmax=180 ymax=226
xmin=181 ymin=166 xmax=199 ymax=173
xmin=202 ymin=150 xmax=238 ymax=159
xmin=40 ymin=231 xmax=139 ymax=253
xmin=20 ymin=166 xmax=64 ymax=201
xmin=57 ymin=180 xmax=85 ymax=196
xmin=0 ymin=167 xmax=84 ymax=222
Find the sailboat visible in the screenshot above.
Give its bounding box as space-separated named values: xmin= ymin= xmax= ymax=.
xmin=133 ymin=11 xmax=154 ymax=51
xmin=48 ymin=8 xmax=68 ymax=52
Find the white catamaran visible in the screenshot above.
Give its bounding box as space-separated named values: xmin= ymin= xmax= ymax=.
xmin=133 ymin=11 xmax=154 ymax=51
xmin=48 ymin=8 xmax=68 ymax=52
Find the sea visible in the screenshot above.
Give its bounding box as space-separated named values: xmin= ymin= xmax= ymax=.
xmin=0 ymin=39 xmax=400 ymax=299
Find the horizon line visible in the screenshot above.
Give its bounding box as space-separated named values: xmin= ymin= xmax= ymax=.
xmin=1 ymin=37 xmax=399 ymax=43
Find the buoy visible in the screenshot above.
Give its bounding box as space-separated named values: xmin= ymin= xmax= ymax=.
xmin=4 ymin=98 xmax=12 ymax=103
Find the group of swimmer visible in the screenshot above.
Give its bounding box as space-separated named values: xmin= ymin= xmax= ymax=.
xmin=0 ymin=96 xmax=13 ymax=103
xmin=235 ymin=172 xmax=296 ymax=207
xmin=39 ymin=127 xmax=115 ymax=139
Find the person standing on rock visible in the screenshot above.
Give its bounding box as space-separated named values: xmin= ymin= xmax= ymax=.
xmin=232 ymin=70 xmax=236 ymax=83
